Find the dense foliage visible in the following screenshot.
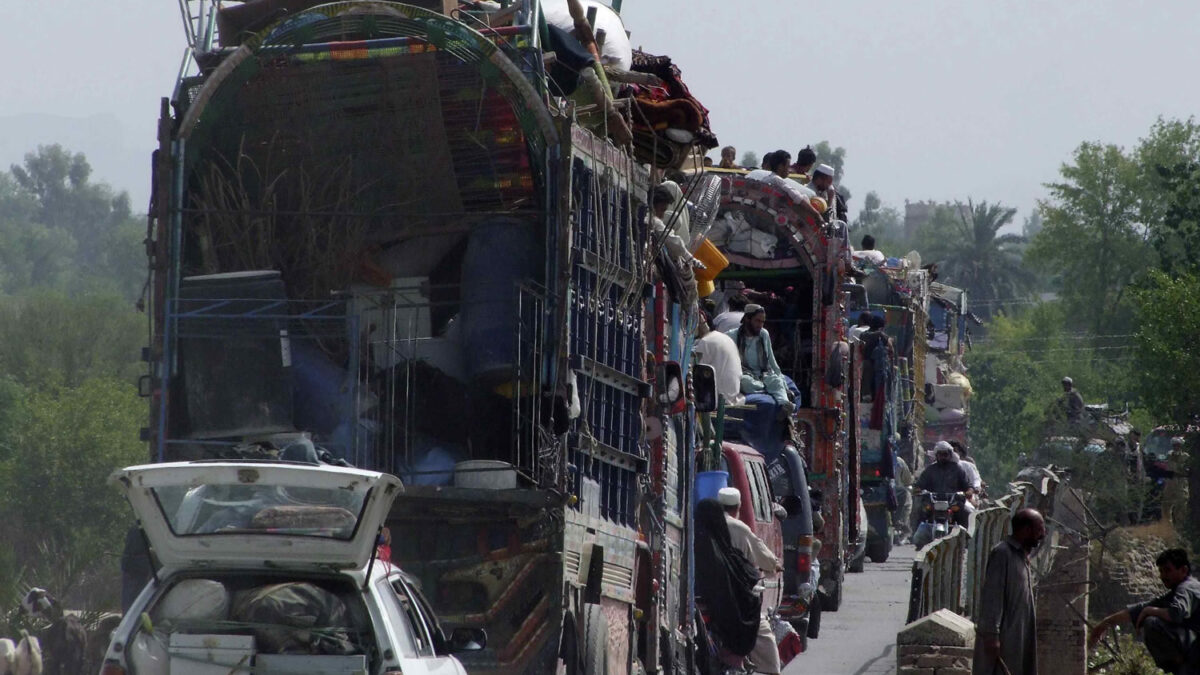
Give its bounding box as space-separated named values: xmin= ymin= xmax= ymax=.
xmin=0 ymin=146 xmax=146 ymax=613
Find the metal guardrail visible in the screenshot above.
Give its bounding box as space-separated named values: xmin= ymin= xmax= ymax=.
xmin=908 ymin=472 xmax=1058 ymax=624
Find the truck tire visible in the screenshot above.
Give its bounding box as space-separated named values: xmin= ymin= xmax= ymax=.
xmin=867 ymin=537 xmax=890 ymax=563
xmin=788 ymin=618 xmax=809 ymax=653
xmin=819 ymin=580 xmax=841 ymax=612
xmin=582 ymin=603 xmax=609 ymax=675
xmin=848 ymin=551 xmax=864 ymax=573
xmin=561 ymin=612 xmax=580 ymax=675
xmin=867 ymin=509 xmax=892 ymax=563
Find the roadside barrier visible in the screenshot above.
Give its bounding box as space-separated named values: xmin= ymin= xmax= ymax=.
xmin=908 ymin=469 xmax=1059 ymax=623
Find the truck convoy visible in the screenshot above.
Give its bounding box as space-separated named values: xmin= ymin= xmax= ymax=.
xmin=139 ymin=0 xmax=968 ymax=672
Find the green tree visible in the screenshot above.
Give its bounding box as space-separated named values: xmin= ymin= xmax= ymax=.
xmin=1137 ymin=118 xmax=1200 ymax=275
xmin=968 ymin=304 xmax=1141 ymax=500
xmin=1028 ymin=142 xmax=1155 ymax=333
xmin=852 ymin=191 xmax=906 ymax=250
xmin=812 ymin=141 xmax=847 ymax=184
xmin=1131 ymin=271 xmax=1200 ymax=546
xmin=740 ymin=151 xmax=759 ymax=169
xmin=917 ymin=200 xmax=1031 ymax=316
xmin=1 ymin=146 xmax=145 ymax=299
xmin=0 ymin=377 xmax=145 ymax=606
xmin=0 ymin=290 xmax=143 ymax=390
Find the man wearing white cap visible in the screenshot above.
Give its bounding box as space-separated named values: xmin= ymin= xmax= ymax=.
xmin=810 ymin=163 xmax=848 ymax=223
xmin=719 ymin=487 xmax=782 ymax=674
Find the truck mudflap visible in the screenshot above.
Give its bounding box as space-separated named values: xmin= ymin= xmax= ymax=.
xmin=385 ymin=486 xmax=565 ymax=675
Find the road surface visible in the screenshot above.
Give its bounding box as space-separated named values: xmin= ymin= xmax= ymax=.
xmin=786 ymin=544 xmax=915 ymax=674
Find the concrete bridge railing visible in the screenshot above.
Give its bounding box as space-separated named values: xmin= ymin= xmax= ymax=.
xmin=907 ymin=470 xmax=1057 ymax=624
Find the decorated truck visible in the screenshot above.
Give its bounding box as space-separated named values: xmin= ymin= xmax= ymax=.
xmin=922 ymin=282 xmax=974 ymax=457
xmin=853 ymin=257 xmax=930 ymax=564
xmin=142 ymin=1 xmax=722 ymax=673
xmin=697 ymin=168 xmax=861 ymax=612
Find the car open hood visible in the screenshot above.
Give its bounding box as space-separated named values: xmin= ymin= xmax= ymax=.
xmin=112 ymin=462 xmax=402 ymax=570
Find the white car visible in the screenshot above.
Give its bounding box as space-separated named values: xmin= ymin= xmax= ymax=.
xmin=100 ymin=461 xmax=482 ymax=675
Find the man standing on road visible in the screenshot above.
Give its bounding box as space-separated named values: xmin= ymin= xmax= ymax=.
xmin=893 ymin=453 xmax=914 ymax=545
xmin=973 ymin=508 xmax=1045 ymax=675
xmin=719 ymin=487 xmax=783 ymax=675
xmin=1089 ymin=548 xmax=1200 ymax=674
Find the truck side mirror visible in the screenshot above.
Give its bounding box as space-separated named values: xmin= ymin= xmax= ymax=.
xmin=693 ymin=364 xmax=717 ymax=413
xmin=657 ymin=361 xmax=685 ymax=414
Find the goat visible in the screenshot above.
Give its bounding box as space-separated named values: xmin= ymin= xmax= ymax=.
xmin=13 ymin=631 xmax=41 ymax=675
xmin=19 ymin=590 xmax=81 ymax=675
xmin=0 ymin=638 xmax=16 ymax=675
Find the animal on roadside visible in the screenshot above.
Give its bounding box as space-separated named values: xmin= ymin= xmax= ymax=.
xmin=13 ymin=631 xmax=41 ymax=675
xmin=19 ymin=589 xmax=82 ymax=675
xmin=0 ymin=637 xmax=16 ymax=675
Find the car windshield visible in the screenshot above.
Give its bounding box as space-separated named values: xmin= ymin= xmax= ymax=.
xmin=152 ymin=483 xmax=370 ymax=539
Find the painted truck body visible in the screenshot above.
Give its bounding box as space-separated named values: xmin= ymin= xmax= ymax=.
xmin=144 ymin=3 xmax=698 ymax=673
xmin=701 ymin=170 xmax=859 ymax=611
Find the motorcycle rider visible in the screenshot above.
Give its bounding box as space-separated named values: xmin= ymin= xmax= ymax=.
xmin=913 ymin=441 xmax=974 ymax=527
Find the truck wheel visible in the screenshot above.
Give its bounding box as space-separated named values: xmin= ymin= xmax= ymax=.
xmin=848 ymin=550 xmax=865 ymax=573
xmin=866 ymin=537 xmax=890 ymax=563
xmin=867 ymin=510 xmax=892 ymax=562
xmin=819 ymin=581 xmax=841 ymax=612
xmin=581 ymin=603 xmax=609 ymax=675
xmin=788 ymin=618 xmax=809 ymax=652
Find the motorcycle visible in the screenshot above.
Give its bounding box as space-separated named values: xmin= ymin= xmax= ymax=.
xmin=910 ymin=491 xmax=967 ymax=550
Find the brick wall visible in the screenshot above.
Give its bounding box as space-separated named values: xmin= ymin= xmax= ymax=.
xmin=1034 ymin=490 xmax=1090 ymax=675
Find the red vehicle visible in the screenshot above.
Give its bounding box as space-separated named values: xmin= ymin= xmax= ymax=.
xmin=721 ymin=442 xmax=785 ymax=612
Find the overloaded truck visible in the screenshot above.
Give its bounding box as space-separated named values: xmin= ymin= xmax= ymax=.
xmin=142 ymin=1 xmax=719 ymax=673
xmin=698 ymin=169 xmax=861 ymax=612
xmin=853 ymin=257 xmax=930 ymax=564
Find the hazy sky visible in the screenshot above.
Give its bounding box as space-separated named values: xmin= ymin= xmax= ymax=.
xmin=5 ymin=0 xmax=1199 ymax=220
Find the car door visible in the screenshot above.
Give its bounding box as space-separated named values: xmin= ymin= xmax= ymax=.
xmin=376 ymin=572 xmax=467 ymax=674
xmin=744 ymin=453 xmax=783 ymax=610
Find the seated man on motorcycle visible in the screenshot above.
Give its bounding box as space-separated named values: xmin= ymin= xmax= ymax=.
xmin=719 ymin=488 xmax=783 ymax=674
xmin=913 ymin=441 xmax=974 ymax=527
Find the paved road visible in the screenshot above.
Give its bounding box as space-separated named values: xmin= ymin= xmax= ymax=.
xmin=785 ymin=545 xmax=915 ymax=675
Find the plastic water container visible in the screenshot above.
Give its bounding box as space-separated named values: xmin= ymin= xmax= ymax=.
xmin=695 ymin=470 xmax=729 ymax=503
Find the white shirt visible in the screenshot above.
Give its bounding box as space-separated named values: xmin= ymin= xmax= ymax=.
xmin=853 ymin=249 xmax=887 ymax=266
xmin=711 ymin=311 xmax=744 ymax=334
xmin=726 ymin=515 xmax=780 ymax=573
xmin=694 ymin=330 xmax=742 ymax=403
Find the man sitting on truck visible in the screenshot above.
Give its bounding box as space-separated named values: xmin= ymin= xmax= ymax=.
xmin=719 ymin=487 xmax=783 ymax=675
xmin=810 ymin=163 xmax=848 ymax=223
xmin=914 ymin=441 xmax=974 ymax=526
xmin=727 ymin=304 xmax=794 ymax=413
xmin=695 ymin=316 xmax=743 ymax=405
xmin=791 ymin=145 xmax=817 ymax=183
